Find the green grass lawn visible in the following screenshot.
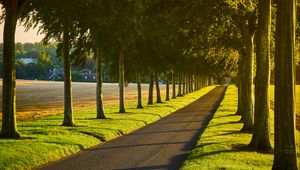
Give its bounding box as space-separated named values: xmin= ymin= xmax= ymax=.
xmin=0 ymin=86 xmax=215 ymax=170
xmin=181 ymin=85 xmax=300 ymax=170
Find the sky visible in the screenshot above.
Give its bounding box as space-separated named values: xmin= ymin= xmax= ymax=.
xmin=0 ymin=22 xmax=44 ymax=43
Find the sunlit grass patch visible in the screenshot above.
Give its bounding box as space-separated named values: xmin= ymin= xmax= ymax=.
xmin=0 ymin=86 xmax=215 ymax=170
xmin=181 ymin=85 xmax=300 ymax=170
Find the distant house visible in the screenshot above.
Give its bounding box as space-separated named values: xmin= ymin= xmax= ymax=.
xmin=48 ymin=69 xmax=63 ymax=81
xmin=19 ymin=58 xmax=38 ymax=65
xmin=80 ymin=70 xmax=96 ymax=80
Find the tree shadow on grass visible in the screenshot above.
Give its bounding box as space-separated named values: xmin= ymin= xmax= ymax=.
xmin=188 ymin=144 xmax=253 ymax=160
xmin=201 ymin=130 xmax=241 ymax=139
xmin=111 ymin=118 xmax=148 ymax=125
xmin=109 ymin=112 xmax=162 ymax=118
xmin=212 ymin=114 xmax=237 ymax=118
xmin=208 ymin=121 xmax=241 ymax=128
xmin=0 ymin=136 xmax=37 ymax=140
xmin=193 ymin=142 xmax=222 ymax=149
xmin=43 ymin=140 xmax=85 ymax=150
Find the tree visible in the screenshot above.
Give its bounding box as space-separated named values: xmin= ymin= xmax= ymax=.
xmin=154 ymin=71 xmax=162 ymax=103
xmin=61 ymin=11 xmax=75 ymax=126
xmin=136 ymin=72 xmax=143 ymax=108
xmin=249 ymin=0 xmax=272 ymax=152
xmin=95 ymin=48 xmax=106 ymax=118
xmin=23 ymin=0 xmax=89 ymax=126
xmin=148 ymin=71 xmax=154 ymax=104
xmin=0 ymin=0 xmax=29 ymax=138
xmin=165 ymin=72 xmax=170 ymax=101
xmin=273 ymin=0 xmax=298 ymax=168
xmin=177 ymin=73 xmax=182 ymax=97
xmin=172 ymin=70 xmax=176 ymax=99
xmin=119 ymin=47 xmax=126 ymax=113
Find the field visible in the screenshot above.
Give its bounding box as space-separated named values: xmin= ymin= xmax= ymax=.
xmin=0 ymin=80 xmax=166 ymax=120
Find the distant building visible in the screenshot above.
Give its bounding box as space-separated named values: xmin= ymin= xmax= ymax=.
xmin=80 ymin=70 xmax=96 ymax=80
xmin=48 ymin=69 xmax=97 ymax=81
xmin=48 ymin=69 xmax=63 ymax=81
xmin=19 ymin=58 xmax=38 ymax=65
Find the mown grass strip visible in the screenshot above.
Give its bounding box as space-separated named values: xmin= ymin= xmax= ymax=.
xmin=181 ymin=85 xmax=300 ymax=170
xmin=0 ymin=86 xmax=215 ymax=170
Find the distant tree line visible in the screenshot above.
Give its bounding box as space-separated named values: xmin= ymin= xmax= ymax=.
xmin=0 ymin=43 xmax=111 ymax=82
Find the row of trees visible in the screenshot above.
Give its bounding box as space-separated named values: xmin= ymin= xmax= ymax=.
xmin=181 ymin=0 xmax=298 ymax=169
xmin=0 ymin=1 xmax=231 ymax=137
xmin=0 ymin=0 xmax=298 ymax=169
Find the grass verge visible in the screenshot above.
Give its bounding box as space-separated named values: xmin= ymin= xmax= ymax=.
xmin=0 ymin=86 xmax=215 ymax=170
xmin=181 ymin=85 xmax=300 ymax=170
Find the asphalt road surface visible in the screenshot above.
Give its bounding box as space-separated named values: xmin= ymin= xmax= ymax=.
xmin=39 ymin=86 xmax=227 ymax=170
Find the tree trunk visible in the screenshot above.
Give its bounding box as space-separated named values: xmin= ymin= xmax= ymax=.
xmin=195 ymin=76 xmax=198 ymax=90
xmin=239 ymin=19 xmax=254 ymax=133
xmin=172 ymin=70 xmax=176 ymax=99
xmin=148 ymin=71 xmax=154 ymax=104
xmin=187 ymin=75 xmax=190 ymax=93
xmin=249 ymin=0 xmax=272 ymax=152
xmin=119 ymin=47 xmax=125 ymax=113
xmin=165 ymin=72 xmax=170 ymax=101
xmin=155 ymin=71 xmax=162 ymax=103
xmin=239 ymin=56 xmax=246 ymax=123
xmin=188 ymin=75 xmax=192 ymax=93
xmin=191 ymin=75 xmax=194 ymax=91
xmin=0 ymin=0 xmax=20 ymax=138
xmin=236 ymin=62 xmax=242 ymax=116
xmin=136 ymin=72 xmax=143 ymax=108
xmin=96 ymin=48 xmax=105 ymax=119
xmin=273 ymin=0 xmax=298 ymax=169
xmin=177 ymin=73 xmax=182 ymax=97
xmin=182 ymin=73 xmax=186 ymax=95
xmin=62 ymin=16 xmax=75 ymax=127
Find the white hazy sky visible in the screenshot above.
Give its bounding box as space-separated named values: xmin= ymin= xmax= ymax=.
xmin=0 ymin=22 xmax=44 ymax=43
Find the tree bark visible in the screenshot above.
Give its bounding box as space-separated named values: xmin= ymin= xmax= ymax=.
xmin=165 ymin=72 xmax=170 ymax=101
xmin=188 ymin=75 xmax=192 ymax=93
xmin=249 ymin=0 xmax=272 ymax=152
xmin=136 ymin=72 xmax=143 ymax=108
xmin=177 ymin=73 xmax=182 ymax=97
xmin=62 ymin=16 xmax=75 ymax=127
xmin=236 ymin=62 xmax=242 ymax=116
xmin=239 ymin=19 xmax=254 ymax=133
xmin=155 ymin=71 xmax=162 ymax=103
xmin=182 ymin=73 xmax=186 ymax=95
xmin=273 ymin=0 xmax=298 ymax=168
xmin=195 ymin=76 xmax=198 ymax=90
xmin=172 ymin=70 xmax=176 ymax=99
xmin=190 ymin=75 xmax=194 ymax=92
xmin=0 ymin=0 xmax=21 ymax=138
xmin=186 ymin=74 xmax=189 ymax=94
xmin=119 ymin=47 xmax=126 ymax=113
xmin=96 ymin=48 xmax=105 ymax=119
xmin=208 ymin=76 xmax=212 ymax=86
xmin=148 ymin=71 xmax=154 ymax=104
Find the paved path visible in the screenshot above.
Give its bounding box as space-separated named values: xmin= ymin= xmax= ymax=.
xmin=40 ymin=86 xmax=227 ymax=170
